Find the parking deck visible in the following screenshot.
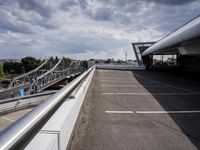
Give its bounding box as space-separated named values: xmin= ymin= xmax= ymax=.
xmin=69 ymin=69 xmax=200 ymax=150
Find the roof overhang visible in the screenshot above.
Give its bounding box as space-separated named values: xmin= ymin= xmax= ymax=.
xmin=142 ymin=16 xmax=200 ymax=56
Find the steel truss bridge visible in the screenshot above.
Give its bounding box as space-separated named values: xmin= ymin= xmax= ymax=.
xmin=0 ymin=57 xmax=83 ymax=99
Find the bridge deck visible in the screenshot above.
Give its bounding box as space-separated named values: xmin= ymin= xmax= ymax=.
xmin=70 ymin=69 xmax=200 ymax=150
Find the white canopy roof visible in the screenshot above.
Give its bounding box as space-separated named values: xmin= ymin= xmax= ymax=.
xmin=142 ymin=16 xmax=200 ymax=56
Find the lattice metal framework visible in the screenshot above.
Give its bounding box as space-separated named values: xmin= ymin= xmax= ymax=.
xmin=8 ymin=57 xmax=57 ymax=89
xmin=30 ymin=58 xmax=83 ymax=93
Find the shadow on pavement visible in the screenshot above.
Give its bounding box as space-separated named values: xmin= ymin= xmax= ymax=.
xmin=132 ymin=70 xmax=200 ymax=149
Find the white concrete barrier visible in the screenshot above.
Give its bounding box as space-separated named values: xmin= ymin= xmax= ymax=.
xmin=25 ymin=67 xmax=95 ymax=150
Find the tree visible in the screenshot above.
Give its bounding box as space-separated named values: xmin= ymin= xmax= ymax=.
xmin=55 ymin=56 xmax=59 ymax=63
xmin=0 ymin=64 xmax=4 ymax=78
xmin=117 ymin=59 xmax=123 ymax=64
xmin=3 ymin=62 xmax=23 ymax=74
xmin=21 ymin=57 xmax=41 ymax=72
xmin=81 ymin=60 xmax=88 ymax=70
xmin=64 ymin=57 xmax=72 ymax=67
xmin=105 ymin=59 xmax=112 ymax=64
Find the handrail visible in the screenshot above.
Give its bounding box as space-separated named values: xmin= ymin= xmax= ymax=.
xmin=0 ymin=65 xmax=95 ymax=150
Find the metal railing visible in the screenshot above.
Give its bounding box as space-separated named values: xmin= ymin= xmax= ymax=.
xmin=30 ymin=60 xmax=82 ymax=93
xmin=8 ymin=57 xmax=52 ymax=88
xmin=0 ymin=65 xmax=95 ymax=150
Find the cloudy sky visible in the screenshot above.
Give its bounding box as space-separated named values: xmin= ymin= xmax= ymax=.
xmin=0 ymin=0 xmax=200 ymax=60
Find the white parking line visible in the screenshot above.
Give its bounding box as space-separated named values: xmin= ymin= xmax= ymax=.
xmin=102 ymin=92 xmax=199 ymax=95
xmin=1 ymin=117 xmax=15 ymax=122
xmin=100 ymin=77 xmax=135 ymax=80
xmin=136 ymin=110 xmax=200 ymax=114
xmin=102 ymin=93 xmax=114 ymax=95
xmin=105 ymin=111 xmax=134 ymax=114
xmin=105 ymin=110 xmax=200 ymax=114
xmin=100 ymin=80 xmax=138 ymax=83
xmin=102 ymin=85 xmax=168 ymax=87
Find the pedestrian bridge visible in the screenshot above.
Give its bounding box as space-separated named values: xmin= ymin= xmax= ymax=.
xmin=0 ymin=57 xmax=83 ymax=100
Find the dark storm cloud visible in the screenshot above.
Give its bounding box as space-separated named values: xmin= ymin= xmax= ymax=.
xmin=0 ymin=0 xmax=60 ymax=33
xmin=93 ymin=7 xmax=114 ymax=21
xmin=59 ymin=0 xmax=78 ymax=11
xmin=144 ymin=0 xmax=197 ymax=5
xmin=0 ymin=0 xmax=200 ymax=59
xmin=96 ymin=0 xmax=200 ymax=32
xmin=60 ymin=0 xmax=88 ymax=11
xmin=101 ymin=0 xmax=197 ymax=6
xmin=17 ymin=0 xmax=54 ymax=18
xmin=0 ymin=9 xmax=36 ymax=34
xmin=78 ymin=0 xmax=88 ymax=9
xmin=100 ymin=0 xmax=128 ymax=7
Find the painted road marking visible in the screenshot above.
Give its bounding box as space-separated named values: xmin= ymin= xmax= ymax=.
xmin=105 ymin=110 xmax=200 ymax=114
xmin=105 ymin=111 xmax=134 ymax=114
xmin=102 ymin=85 xmax=168 ymax=87
xmin=100 ymin=80 xmax=138 ymax=83
xmin=2 ymin=117 xmax=15 ymax=122
xmin=102 ymin=92 xmax=200 ymax=95
xmin=99 ymin=77 xmax=135 ymax=80
xmin=102 ymin=93 xmax=114 ymax=95
xmin=136 ymin=110 xmax=200 ymax=114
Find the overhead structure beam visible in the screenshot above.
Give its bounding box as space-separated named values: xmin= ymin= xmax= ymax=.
xmin=132 ymin=42 xmax=155 ymax=65
xmin=142 ymin=15 xmax=200 ymax=56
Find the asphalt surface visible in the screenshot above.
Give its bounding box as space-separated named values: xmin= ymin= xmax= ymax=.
xmin=0 ymin=108 xmax=32 ymax=132
xmin=69 ymin=69 xmax=200 ymax=150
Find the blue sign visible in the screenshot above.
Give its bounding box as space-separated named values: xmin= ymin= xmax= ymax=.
xmin=19 ymin=88 xmax=25 ymax=97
